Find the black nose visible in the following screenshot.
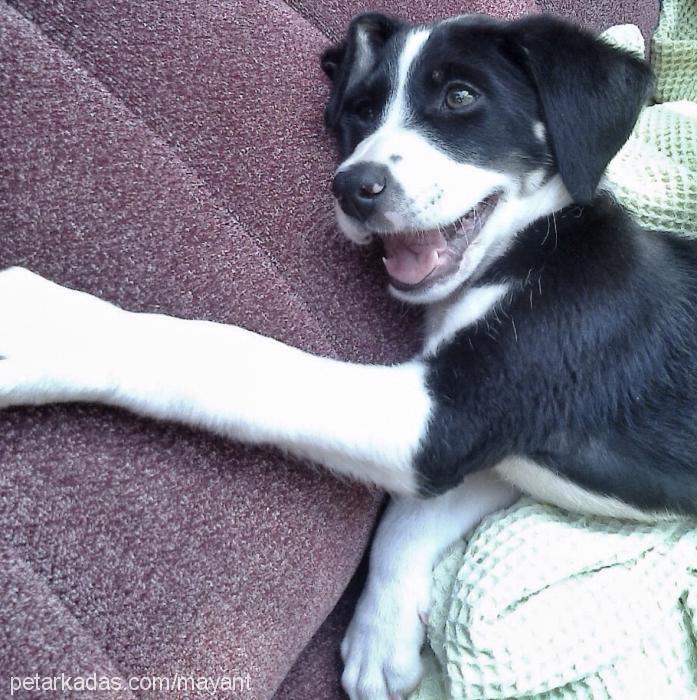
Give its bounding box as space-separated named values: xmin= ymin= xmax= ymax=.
xmin=332 ymin=163 xmax=390 ymax=223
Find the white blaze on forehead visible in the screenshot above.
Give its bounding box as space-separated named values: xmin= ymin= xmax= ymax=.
xmin=338 ymin=28 xmax=431 ymax=169
xmin=384 ymin=28 xmax=432 ymax=128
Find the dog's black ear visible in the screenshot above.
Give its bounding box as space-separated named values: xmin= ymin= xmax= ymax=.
xmin=321 ymin=12 xmax=403 ymax=129
xmin=507 ymin=15 xmax=652 ymax=203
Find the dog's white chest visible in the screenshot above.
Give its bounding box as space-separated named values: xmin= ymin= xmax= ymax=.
xmin=423 ymin=283 xmax=509 ymax=356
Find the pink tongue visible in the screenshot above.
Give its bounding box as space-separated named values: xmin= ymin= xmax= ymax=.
xmin=382 ymin=230 xmax=448 ymax=286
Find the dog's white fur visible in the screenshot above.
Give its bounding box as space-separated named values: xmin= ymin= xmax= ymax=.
xmin=423 ymin=283 xmax=510 ymax=356
xmin=341 ymin=472 xmax=519 ymax=699
xmin=0 ymin=268 xmax=432 ymax=494
xmin=0 ymin=265 xmax=519 ymax=700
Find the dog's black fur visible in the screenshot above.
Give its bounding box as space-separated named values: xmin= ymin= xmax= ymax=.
xmin=421 ymin=196 xmax=697 ymax=512
xmin=324 ymin=14 xmax=697 ymax=514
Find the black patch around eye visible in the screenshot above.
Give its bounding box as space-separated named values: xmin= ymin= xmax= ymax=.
xmin=398 ymin=21 xmax=552 ymax=171
xmin=351 ymin=98 xmax=378 ymax=122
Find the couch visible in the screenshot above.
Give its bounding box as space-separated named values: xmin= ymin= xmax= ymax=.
xmin=0 ymin=1 xmax=658 ymax=697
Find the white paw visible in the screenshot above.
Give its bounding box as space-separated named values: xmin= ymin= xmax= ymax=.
xmin=341 ymin=571 xmax=430 ymax=700
xmin=0 ymin=267 xmax=123 ymax=407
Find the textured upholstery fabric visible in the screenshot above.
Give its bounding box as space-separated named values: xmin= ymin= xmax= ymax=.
xmin=0 ymin=1 xmax=658 ymax=698
xmin=1 ymin=3 xmax=404 ymax=697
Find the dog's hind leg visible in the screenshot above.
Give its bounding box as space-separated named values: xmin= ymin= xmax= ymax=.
xmin=341 ymin=470 xmax=519 ymax=700
xmin=0 ymin=267 xmax=432 ymax=494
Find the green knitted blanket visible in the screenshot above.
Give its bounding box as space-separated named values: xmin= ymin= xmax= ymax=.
xmin=605 ymin=12 xmax=697 ymax=236
xmin=410 ymin=3 xmax=697 ymax=698
xmin=412 ymin=501 xmax=697 ymax=700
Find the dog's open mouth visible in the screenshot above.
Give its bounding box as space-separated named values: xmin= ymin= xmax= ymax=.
xmin=380 ymin=194 xmax=500 ymax=290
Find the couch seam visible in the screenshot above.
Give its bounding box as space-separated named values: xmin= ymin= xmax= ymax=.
xmin=1 ymin=540 xmax=136 ymax=693
xmin=5 ymin=0 xmax=345 ymax=356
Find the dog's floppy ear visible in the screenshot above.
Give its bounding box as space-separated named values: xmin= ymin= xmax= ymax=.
xmin=507 ymin=15 xmax=652 ymax=203
xmin=321 ymin=12 xmax=403 ymax=129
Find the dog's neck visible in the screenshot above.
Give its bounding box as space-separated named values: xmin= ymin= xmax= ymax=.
xmin=420 ymin=185 xmax=627 ymax=357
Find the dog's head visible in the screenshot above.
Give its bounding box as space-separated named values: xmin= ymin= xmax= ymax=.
xmin=322 ymin=14 xmax=652 ymax=303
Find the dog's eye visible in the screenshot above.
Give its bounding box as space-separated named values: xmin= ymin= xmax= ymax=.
xmin=352 ymin=99 xmax=376 ymax=122
xmin=445 ymin=86 xmax=478 ymax=110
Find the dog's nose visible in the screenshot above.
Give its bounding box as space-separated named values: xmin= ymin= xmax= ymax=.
xmin=332 ymin=163 xmax=390 ymax=223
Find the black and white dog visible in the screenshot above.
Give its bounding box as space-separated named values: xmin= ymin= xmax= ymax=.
xmin=2 ymin=12 xmax=697 ymax=700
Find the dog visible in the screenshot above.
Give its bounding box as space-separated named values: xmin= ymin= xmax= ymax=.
xmin=2 ymin=11 xmax=697 ymax=700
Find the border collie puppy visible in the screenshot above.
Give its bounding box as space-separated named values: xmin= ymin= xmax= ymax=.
xmin=1 ymin=13 xmax=696 ymax=700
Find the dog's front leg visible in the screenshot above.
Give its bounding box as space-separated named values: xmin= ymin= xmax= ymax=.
xmin=341 ymin=471 xmax=520 ymax=700
xmin=0 ymin=268 xmax=431 ymax=493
